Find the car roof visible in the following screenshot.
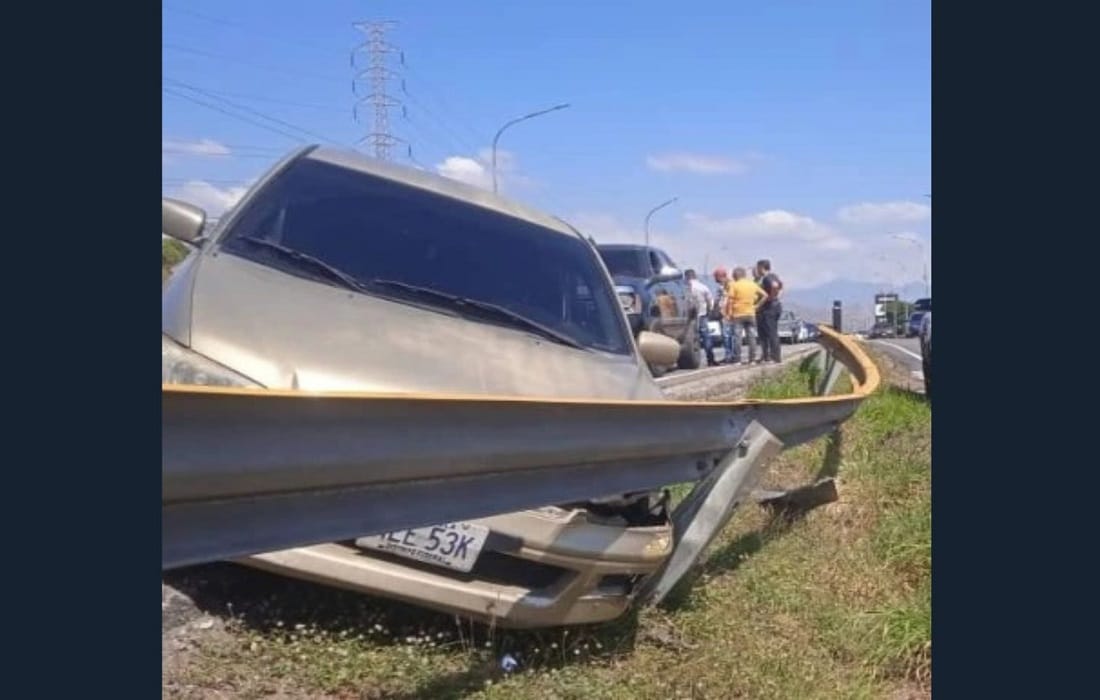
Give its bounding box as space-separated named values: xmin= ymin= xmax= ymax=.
xmin=596 ymin=243 xmax=651 ymax=251
xmin=305 ymin=146 xmax=580 ymax=240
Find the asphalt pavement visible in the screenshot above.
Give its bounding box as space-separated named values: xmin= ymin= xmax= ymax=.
xmin=870 ymin=337 xmax=924 ymax=382
xmin=656 ymin=341 xmax=820 ymax=387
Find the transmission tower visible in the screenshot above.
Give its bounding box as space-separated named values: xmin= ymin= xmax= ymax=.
xmin=351 ymin=20 xmax=403 ymax=160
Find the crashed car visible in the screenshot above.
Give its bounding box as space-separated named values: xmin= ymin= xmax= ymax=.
xmin=161 ymin=145 xmax=687 ymax=628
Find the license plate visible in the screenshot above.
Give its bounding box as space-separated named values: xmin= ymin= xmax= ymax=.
xmin=355 ymin=522 xmax=489 ymax=573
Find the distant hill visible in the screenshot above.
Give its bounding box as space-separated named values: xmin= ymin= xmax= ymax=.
xmin=786 ymin=279 xmax=926 ymax=307
xmin=784 ymin=279 xmax=927 ymax=329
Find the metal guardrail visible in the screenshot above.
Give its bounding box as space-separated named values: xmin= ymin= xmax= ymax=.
xmin=163 ymin=325 xmax=878 ymax=574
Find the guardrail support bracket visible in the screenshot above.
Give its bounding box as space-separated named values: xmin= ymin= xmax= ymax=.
xmin=639 ymin=421 xmax=784 ymax=605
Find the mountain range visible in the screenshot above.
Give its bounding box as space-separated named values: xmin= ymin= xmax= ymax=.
xmin=783 ymin=279 xmax=928 ymax=329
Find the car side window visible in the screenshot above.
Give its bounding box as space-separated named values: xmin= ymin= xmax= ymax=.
xmin=648 ymin=251 xmax=662 ymax=275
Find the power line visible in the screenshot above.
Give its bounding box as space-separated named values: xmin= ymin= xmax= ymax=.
xmin=161 ymin=142 xmax=287 ymax=153
xmin=397 ymin=109 xmax=458 ymax=163
xmin=400 ymin=81 xmax=479 ymax=155
xmin=163 ymin=87 xmax=310 ymax=143
xmin=351 ymin=21 xmax=402 ymax=160
xmin=161 ymin=81 xmax=344 ymax=113
xmin=165 ymin=79 xmax=340 ymax=144
xmin=164 ymin=43 xmax=340 ymax=82
xmin=161 ymin=148 xmax=284 ymax=159
xmin=399 ymin=55 xmax=485 ymax=149
xmin=163 ymin=5 xmax=340 ymax=53
xmin=165 ymin=10 xmax=487 ymax=157
xmin=162 ymin=177 xmax=254 ymax=185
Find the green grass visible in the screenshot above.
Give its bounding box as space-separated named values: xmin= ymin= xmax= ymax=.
xmin=162 ymin=238 xmax=190 ymax=283
xmin=166 ymin=362 xmax=931 ymax=699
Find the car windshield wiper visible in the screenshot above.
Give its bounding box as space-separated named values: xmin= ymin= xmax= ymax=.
xmin=235 ymin=236 xmax=371 ymax=294
xmin=368 ymin=279 xmax=587 ymax=351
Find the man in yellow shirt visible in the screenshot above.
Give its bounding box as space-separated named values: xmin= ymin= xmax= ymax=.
xmin=724 ymin=267 xmax=767 ymax=365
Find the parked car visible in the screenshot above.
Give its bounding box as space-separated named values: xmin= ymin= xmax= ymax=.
xmin=906 ymin=312 xmax=925 ymax=337
xmin=778 ymin=310 xmax=809 ymax=344
xmin=595 ymin=243 xmax=702 ymax=371
xmin=920 ymin=310 xmax=931 ymax=400
xmin=161 ymin=145 xmax=686 ymax=628
xmin=869 ymin=320 xmax=897 ymax=338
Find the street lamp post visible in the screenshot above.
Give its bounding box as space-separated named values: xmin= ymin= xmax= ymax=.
xmin=644 ymin=197 xmax=679 ymax=247
xmin=892 ymin=234 xmax=930 ymax=296
xmin=490 ymin=103 xmax=571 ymax=194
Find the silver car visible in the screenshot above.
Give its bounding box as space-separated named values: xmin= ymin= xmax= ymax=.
xmin=162 ymin=146 xmax=683 ymax=628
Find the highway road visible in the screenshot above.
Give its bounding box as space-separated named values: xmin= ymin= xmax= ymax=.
xmin=870 ymin=337 xmax=925 ymax=385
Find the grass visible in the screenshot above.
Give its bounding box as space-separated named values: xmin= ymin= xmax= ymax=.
xmin=163 ymin=238 xmax=190 ymax=283
xmin=165 ymin=361 xmax=931 ymax=699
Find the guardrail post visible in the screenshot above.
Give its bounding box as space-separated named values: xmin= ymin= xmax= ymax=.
xmin=813 ymin=348 xmax=827 ymax=375
xmin=821 ymin=357 xmax=843 ymax=396
xmin=640 ymin=421 xmax=784 ymax=605
xmin=815 ymin=351 xmax=844 ymax=397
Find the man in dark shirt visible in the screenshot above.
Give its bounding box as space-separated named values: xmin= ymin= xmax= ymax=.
xmin=754 ymin=259 xmax=784 ymax=363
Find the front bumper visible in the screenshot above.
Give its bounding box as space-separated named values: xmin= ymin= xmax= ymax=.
xmin=240 ymin=507 xmax=673 ymax=628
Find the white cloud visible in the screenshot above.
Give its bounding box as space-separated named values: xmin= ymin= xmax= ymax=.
xmin=162 ymin=138 xmax=232 ymax=158
xmin=167 ymin=180 xmax=249 ymax=216
xmin=572 ymin=207 xmax=923 ymax=293
xmin=434 ymin=148 xmax=530 ymax=192
xmin=837 ymin=200 xmax=931 ymax=225
xmin=435 ymin=156 xmax=492 ymax=189
xmin=645 ymin=152 xmax=749 ymax=175
xmin=684 ymin=210 xmax=853 ymax=251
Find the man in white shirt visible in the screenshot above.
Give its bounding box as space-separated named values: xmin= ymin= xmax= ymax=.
xmin=685 ymin=269 xmax=717 ymax=366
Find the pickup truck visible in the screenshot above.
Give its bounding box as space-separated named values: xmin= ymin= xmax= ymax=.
xmin=594 ymin=243 xmax=702 ymax=371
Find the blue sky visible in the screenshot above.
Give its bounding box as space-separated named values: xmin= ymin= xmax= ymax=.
xmin=162 ymin=0 xmax=931 ymax=292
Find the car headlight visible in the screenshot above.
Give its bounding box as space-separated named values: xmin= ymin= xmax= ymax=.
xmin=615 ymin=285 xmax=641 ymax=314
xmin=162 ymin=335 xmax=262 ymax=388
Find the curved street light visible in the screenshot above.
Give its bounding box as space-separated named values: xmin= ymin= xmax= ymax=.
xmin=491 ymin=103 xmax=571 ymax=194
xmin=644 ymin=197 xmax=679 ymax=247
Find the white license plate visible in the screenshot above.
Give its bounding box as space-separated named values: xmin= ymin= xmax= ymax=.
xmin=355 ymin=522 xmax=489 ymax=573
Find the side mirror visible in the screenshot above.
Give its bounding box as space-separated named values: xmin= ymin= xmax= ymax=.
xmin=163 ymin=198 xmax=207 ymax=244
xmin=650 ymin=265 xmax=683 ymax=284
xmin=637 ymin=330 xmax=680 ymax=367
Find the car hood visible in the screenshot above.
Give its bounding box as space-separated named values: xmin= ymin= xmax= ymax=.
xmin=171 ymin=252 xmax=663 ymax=400
xmin=608 ymin=274 xmax=649 ymax=290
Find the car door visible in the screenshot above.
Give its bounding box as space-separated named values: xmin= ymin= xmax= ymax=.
xmin=644 ymin=249 xmax=672 ymax=335
xmin=646 ymin=248 xmax=682 ymax=338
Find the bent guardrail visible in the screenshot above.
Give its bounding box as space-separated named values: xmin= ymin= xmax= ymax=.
xmin=163 ymin=325 xmax=878 ymax=574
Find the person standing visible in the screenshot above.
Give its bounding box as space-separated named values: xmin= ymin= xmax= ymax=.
xmin=712 ymin=267 xmax=732 ymax=361
xmin=920 ymin=310 xmax=931 ymax=401
xmin=685 ymin=269 xmax=717 ymax=367
xmin=726 ymin=267 xmax=767 ymax=365
xmin=754 ymin=259 xmax=784 ymax=363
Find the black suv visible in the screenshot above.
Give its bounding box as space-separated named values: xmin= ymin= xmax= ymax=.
xmin=595 ymin=243 xmax=701 ymax=370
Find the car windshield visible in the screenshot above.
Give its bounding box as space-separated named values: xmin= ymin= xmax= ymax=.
xmin=218 ymin=157 xmax=632 ymax=355
xmin=913 ymin=298 xmax=931 ymax=312
xmin=597 ymin=248 xmax=648 ymax=278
